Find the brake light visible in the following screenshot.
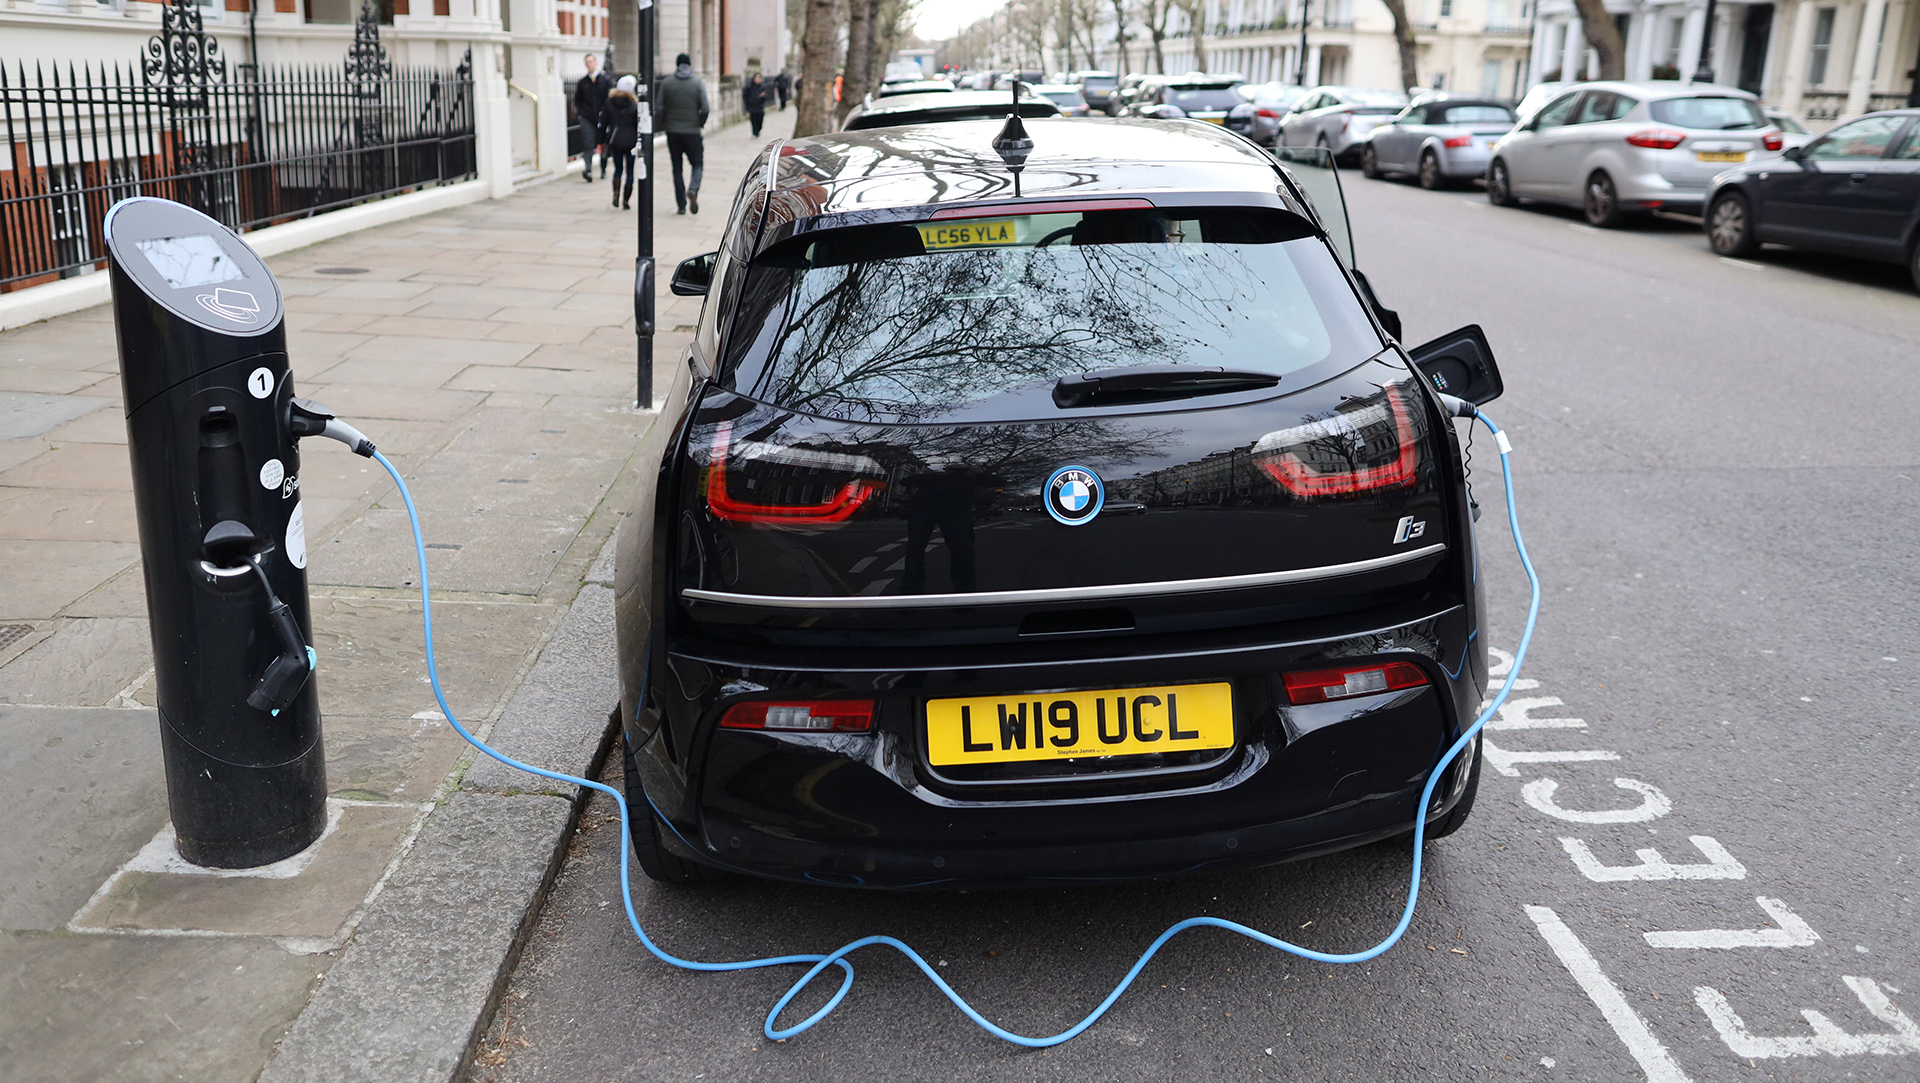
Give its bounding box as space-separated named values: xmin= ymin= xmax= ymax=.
xmin=1254 ymin=383 xmax=1422 ymax=498
xmin=720 ymin=700 xmax=875 ymax=732
xmin=1257 ymin=107 xmax=1280 ymax=118
xmin=1626 ymin=128 xmax=1686 ymax=149
xmin=1762 ymin=129 xmax=1784 ymax=151
xmin=1283 ymin=661 xmax=1428 ymax=705
xmin=705 ymin=422 xmax=885 ymax=525
xmin=1442 ymin=134 xmax=1473 ymax=148
xmin=1340 ymin=114 xmax=1351 ymax=132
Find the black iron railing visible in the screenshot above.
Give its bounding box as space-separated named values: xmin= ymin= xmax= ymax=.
xmin=1 ymin=3 xmax=474 ymax=291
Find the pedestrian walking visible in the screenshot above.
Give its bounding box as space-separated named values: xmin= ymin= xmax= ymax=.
xmin=603 ymin=75 xmax=640 ymax=210
xmin=573 ymin=53 xmax=611 ymax=183
xmin=743 ymin=72 xmax=768 ymax=138
xmin=655 ymin=52 xmax=709 ymax=215
xmin=774 ymin=69 xmax=791 ymax=111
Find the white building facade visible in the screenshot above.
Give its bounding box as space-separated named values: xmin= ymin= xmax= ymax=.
xmin=1529 ymin=0 xmax=1919 ymax=122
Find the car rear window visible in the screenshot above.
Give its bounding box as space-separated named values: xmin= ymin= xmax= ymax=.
xmin=1041 ymin=90 xmax=1085 ymax=107
xmin=1439 ymin=105 xmax=1514 ymax=124
xmin=1351 ymin=106 xmax=1403 ymax=116
xmin=1650 ymin=96 xmax=1765 ymax=129
xmin=1169 ymin=88 xmax=1242 ymax=110
xmin=1083 ymin=76 xmax=1117 ymax=88
xmin=722 ymin=209 xmax=1382 ymax=423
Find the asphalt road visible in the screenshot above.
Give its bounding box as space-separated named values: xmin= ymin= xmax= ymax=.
xmin=468 ymin=172 xmax=1920 ymax=1082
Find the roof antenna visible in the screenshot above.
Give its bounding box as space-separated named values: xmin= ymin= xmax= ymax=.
xmin=992 ymin=79 xmax=1033 ymax=197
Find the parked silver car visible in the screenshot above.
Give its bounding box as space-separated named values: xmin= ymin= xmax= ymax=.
xmin=1486 ymin=81 xmax=1785 ymax=226
xmin=1276 ymin=87 xmax=1411 ymax=163
xmin=1362 ymin=97 xmax=1517 ymax=188
xmin=1226 ymin=82 xmax=1313 ymax=146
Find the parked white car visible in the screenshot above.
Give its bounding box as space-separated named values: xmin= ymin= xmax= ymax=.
xmin=1485 ymin=81 xmax=1786 ymax=226
xmin=1276 ymin=86 xmax=1410 ymax=163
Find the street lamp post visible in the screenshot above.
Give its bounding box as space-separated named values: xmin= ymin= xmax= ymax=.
xmin=1297 ymin=0 xmax=1311 ymax=85
xmin=634 ymin=0 xmax=657 ymax=407
xmin=1692 ymin=0 xmax=1720 ymax=83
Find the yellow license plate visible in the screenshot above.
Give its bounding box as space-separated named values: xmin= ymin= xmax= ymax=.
xmin=1199 ymin=116 xmax=1226 ymax=125
xmin=1696 ymin=150 xmax=1745 ymax=163
xmin=916 ymin=219 xmax=1019 ymax=250
xmin=925 ymin=682 xmax=1234 ymax=766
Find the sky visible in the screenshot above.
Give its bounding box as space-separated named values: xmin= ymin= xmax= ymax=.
xmin=912 ymin=0 xmax=1012 ymax=42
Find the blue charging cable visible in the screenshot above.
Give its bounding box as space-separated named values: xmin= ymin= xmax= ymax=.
xmin=370 ymin=404 xmax=1538 ymax=1048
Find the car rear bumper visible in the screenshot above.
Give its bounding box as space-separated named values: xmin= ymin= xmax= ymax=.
xmin=631 ymin=600 xmax=1483 ymax=888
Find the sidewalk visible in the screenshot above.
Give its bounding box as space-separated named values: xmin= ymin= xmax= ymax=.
xmin=0 ymin=109 xmax=791 ymax=1083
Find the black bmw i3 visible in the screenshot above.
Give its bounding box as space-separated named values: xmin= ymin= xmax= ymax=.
xmin=612 ymin=118 xmax=1505 ymax=887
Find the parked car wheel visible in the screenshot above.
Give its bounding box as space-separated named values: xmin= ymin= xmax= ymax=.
xmin=624 ymin=736 xmax=727 ymax=885
xmin=1424 ymin=745 xmax=1483 ymax=839
xmin=1487 ymin=159 xmax=1517 ymax=206
xmin=1584 ymin=171 xmax=1627 ymax=228
xmin=1361 ymin=143 xmax=1382 ymax=179
xmin=1418 ymin=150 xmax=1444 ymax=190
xmin=1910 ymin=237 xmax=1920 ymax=295
xmin=1707 ymin=191 xmax=1761 ymax=257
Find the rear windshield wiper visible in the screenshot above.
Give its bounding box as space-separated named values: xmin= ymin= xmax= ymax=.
xmin=1052 ymin=365 xmax=1281 ymax=408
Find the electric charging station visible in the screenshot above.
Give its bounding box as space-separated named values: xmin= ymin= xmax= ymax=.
xmin=105 ymin=197 xmax=326 ymax=869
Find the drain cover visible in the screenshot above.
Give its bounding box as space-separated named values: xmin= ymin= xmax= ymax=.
xmin=0 ymin=623 xmax=32 ymax=654
xmin=316 ymin=267 xmax=370 ymax=275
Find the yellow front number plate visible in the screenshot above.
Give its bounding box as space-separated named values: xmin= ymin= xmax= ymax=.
xmin=925 ymin=683 xmax=1234 ymax=766
xmin=1697 ymin=151 xmax=1745 ymax=163
xmin=916 ymin=220 xmax=1019 ymax=250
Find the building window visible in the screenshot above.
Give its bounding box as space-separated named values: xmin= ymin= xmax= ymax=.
xmin=1439 ymin=0 xmax=1452 ymax=16
xmin=1481 ymin=56 xmax=1502 ymax=94
xmin=1807 ymin=6 xmax=1836 ymax=85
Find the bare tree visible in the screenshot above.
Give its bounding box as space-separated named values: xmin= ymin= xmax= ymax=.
xmin=1377 ymin=0 xmax=1420 ymax=92
xmin=794 ymin=0 xmax=840 ymax=137
xmin=1110 ymin=0 xmax=1132 ymax=73
xmin=837 ymin=0 xmax=880 ymax=125
xmin=1570 ymin=0 xmax=1625 ymax=79
xmin=1142 ymin=0 xmax=1172 ymax=72
xmin=1173 ymin=0 xmax=1207 ymax=71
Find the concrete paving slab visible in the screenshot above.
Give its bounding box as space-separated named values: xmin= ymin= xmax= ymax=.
xmin=0 ymin=392 xmax=112 ymax=440
xmin=41 ymin=406 xmax=128 ymax=444
xmin=352 ymin=314 xmax=506 ymax=340
xmin=73 ymin=802 xmax=418 ymax=939
xmin=0 ymin=705 xmax=166 ymax=929
xmin=305 ymin=594 xmax=557 ymax=728
xmin=0 ymin=486 xmax=138 ymax=542
xmin=344 ymin=334 xmax=536 ymax=368
xmin=313 ymin=509 xmax=584 ymax=595
xmin=439 ymin=407 xmax=642 ymax=458
xmin=296 ymin=382 xmax=487 ymax=423
xmin=316 ymin=358 xmax=474 ymax=389
xmin=60 ymin=562 xmax=150 ymax=619
xmin=0 ymin=540 xmax=139 ymax=620
xmin=323 ymin=713 xmax=474 ymax=804
xmin=462 ymin=585 xmax=617 ymax=796
xmin=0 ymin=933 xmax=324 ymax=1083
xmin=256 ymin=791 xmax=572 ymax=1083
xmin=0 ymin=441 xmax=131 ymax=490
xmin=0 ymin=617 xmax=151 ymax=706
xmin=0 ymin=366 xmax=109 ymax=395
xmin=444 ymin=364 xmax=632 ymax=398
xmin=481 ymin=321 xmax=595 ymax=345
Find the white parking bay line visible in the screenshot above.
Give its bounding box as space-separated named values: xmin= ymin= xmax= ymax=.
xmin=1462 ymin=200 xmax=1487 ymax=209
xmin=1525 ymin=905 xmax=1695 ymax=1083
xmin=1719 ymin=257 xmax=1766 ymax=270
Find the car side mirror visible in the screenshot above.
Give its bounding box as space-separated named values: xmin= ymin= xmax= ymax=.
xmin=670 ymin=252 xmax=716 ymax=296
xmin=1409 ymin=324 xmax=1503 ymax=406
xmin=1782 ymin=144 xmax=1806 ymax=161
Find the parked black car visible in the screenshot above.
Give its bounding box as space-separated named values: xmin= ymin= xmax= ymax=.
xmin=842 ymin=89 xmax=1061 ymax=131
xmin=1704 ymin=108 xmax=1920 ymax=290
xmin=614 ymin=119 xmax=1506 ymax=888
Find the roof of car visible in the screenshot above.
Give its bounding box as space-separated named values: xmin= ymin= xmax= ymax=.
xmin=770 ymin=118 xmax=1295 ymax=222
xmin=1554 ymin=80 xmax=1760 ymax=99
xmin=853 ymin=89 xmax=1049 ymax=115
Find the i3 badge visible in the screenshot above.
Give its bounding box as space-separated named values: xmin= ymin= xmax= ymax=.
xmin=1045 ymin=466 xmax=1105 ymax=527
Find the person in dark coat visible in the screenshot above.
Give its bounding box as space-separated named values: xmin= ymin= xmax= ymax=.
xmin=654 ymin=53 xmax=709 ymax=214
xmin=774 ymin=69 xmax=791 ymax=110
xmin=602 ymin=76 xmax=641 ymax=210
xmin=742 ymin=72 xmax=768 ymax=137
xmin=573 ymin=53 xmax=611 ymax=183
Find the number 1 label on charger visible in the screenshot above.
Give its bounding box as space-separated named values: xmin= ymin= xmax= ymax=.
xmin=248 ymin=367 xmax=273 ymax=399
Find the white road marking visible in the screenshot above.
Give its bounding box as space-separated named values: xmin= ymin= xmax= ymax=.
xmin=856 ymin=579 xmax=892 ymax=595
xmin=886 ymin=558 xmax=906 ymax=571
xmin=1482 ymin=736 xmax=1620 ymax=777
xmin=1695 ymin=977 xmax=1920 ymax=1057
xmin=1462 ymin=200 xmax=1487 ymax=208
xmin=1718 ymin=257 xmax=1766 ymax=271
xmin=1562 ymin=835 xmax=1747 ymax=882
xmin=1645 ymin=897 xmax=1819 ymax=949
xmin=849 ymin=557 xmax=877 ymax=573
xmin=1487 ymin=696 xmax=1587 ymax=730
xmin=1522 ymin=778 xmax=1671 ymax=823
xmin=1525 ymin=905 xmax=1695 ymax=1083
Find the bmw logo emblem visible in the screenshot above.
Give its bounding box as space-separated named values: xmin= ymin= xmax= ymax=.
xmin=1045 ymin=466 xmax=1105 ymax=527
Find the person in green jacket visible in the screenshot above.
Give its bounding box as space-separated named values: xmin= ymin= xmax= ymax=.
xmin=655 ymin=53 xmax=710 ymax=214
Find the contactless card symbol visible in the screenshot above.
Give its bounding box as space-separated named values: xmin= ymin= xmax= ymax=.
xmin=1045 ymin=466 xmax=1105 ymax=527
xmin=196 ymin=287 xmax=260 ymax=324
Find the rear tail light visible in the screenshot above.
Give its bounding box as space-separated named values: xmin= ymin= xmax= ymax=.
xmin=720 ymin=700 xmax=876 ymax=732
xmin=705 ymin=422 xmax=885 ymax=525
xmin=1340 ymin=114 xmax=1351 ymax=132
xmin=1762 ymin=129 xmax=1784 ymax=151
xmin=1283 ymin=661 xmax=1428 ymax=705
xmin=1625 ymin=128 xmax=1686 ymax=149
xmin=1442 ymin=135 xmax=1473 ymax=148
xmin=1257 ymin=107 xmax=1280 ymax=119
xmin=1253 ymin=383 xmax=1423 ymax=499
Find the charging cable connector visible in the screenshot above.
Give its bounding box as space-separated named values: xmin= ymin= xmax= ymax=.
xmin=289 ymin=397 xmax=377 ymax=458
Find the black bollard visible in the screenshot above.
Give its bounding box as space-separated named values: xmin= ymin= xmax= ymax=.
xmin=104 ymin=197 xmax=326 ymax=868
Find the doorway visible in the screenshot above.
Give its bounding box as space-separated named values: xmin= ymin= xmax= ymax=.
xmin=1738 ymin=4 xmax=1773 ymax=94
